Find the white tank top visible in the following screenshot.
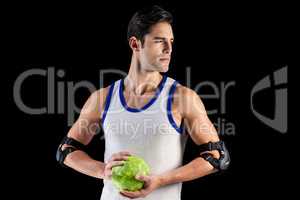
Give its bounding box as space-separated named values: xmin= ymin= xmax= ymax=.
xmin=100 ymin=75 xmax=188 ymax=200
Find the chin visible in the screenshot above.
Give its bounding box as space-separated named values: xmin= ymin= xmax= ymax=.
xmin=158 ymin=65 xmax=169 ymax=72
xmin=161 ymin=67 xmax=169 ymax=72
xmin=151 ymin=62 xmax=169 ymax=72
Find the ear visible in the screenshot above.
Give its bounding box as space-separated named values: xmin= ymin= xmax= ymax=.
xmin=129 ymin=36 xmax=141 ymax=52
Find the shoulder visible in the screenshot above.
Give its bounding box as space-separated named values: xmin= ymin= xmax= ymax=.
xmin=173 ymin=83 xmax=206 ymax=117
xmin=166 ymin=77 xmax=197 ymax=98
xmin=173 ymin=83 xmax=198 ymax=100
xmin=89 ymin=85 xmax=110 ymax=105
xmin=81 ymin=83 xmax=114 ymax=115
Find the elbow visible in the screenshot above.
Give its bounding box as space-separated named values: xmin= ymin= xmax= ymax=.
xmin=56 ymin=136 xmax=85 ymax=167
xmin=200 ymin=141 xmax=231 ymax=172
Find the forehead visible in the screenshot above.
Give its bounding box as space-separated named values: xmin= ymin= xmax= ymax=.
xmin=146 ymin=22 xmax=174 ymax=38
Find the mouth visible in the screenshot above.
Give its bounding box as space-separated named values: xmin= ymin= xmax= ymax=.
xmin=159 ymin=58 xmax=170 ymax=62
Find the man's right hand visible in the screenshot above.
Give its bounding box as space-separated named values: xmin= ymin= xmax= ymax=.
xmin=102 ymin=151 xmax=132 ymax=180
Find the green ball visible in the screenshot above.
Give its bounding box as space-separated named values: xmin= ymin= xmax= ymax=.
xmin=111 ymin=155 xmax=150 ymax=191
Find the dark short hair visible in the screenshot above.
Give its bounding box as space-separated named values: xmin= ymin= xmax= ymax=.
xmin=127 ymin=5 xmax=173 ymax=45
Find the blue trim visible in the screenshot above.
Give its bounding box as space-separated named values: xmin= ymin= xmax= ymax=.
xmin=101 ymin=82 xmax=115 ymax=125
xmin=119 ymin=75 xmax=167 ymax=113
xmin=167 ymin=81 xmax=183 ymax=134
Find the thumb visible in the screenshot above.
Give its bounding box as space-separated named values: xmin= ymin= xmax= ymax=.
xmin=135 ymin=174 xmax=150 ymax=182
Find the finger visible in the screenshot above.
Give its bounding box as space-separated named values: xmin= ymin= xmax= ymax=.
xmin=117 ymin=151 xmax=132 ymax=156
xmin=109 ymin=151 xmax=131 ymax=161
xmin=120 ymin=191 xmax=141 ymax=198
xmin=113 ymin=151 xmax=131 ymax=156
xmin=135 ymin=175 xmax=150 ymax=182
xmin=116 ymin=151 xmax=131 ymax=157
xmin=109 ymin=155 xmax=130 ymax=162
xmin=119 ymin=192 xmax=134 ymax=199
xmin=106 ymin=161 xmax=125 ymax=169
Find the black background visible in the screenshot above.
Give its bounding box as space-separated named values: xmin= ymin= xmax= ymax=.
xmin=5 ymin=1 xmax=296 ymax=199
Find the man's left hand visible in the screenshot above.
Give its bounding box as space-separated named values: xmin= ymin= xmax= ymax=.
xmin=120 ymin=174 xmax=162 ymax=199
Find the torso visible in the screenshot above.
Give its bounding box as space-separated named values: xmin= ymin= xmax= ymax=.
xmin=100 ymin=76 xmax=188 ymax=200
xmin=122 ymin=88 xmax=183 ymax=127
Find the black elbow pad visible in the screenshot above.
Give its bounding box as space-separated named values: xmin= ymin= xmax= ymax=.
xmin=56 ymin=136 xmax=86 ymax=167
xmin=199 ymin=141 xmax=230 ymax=171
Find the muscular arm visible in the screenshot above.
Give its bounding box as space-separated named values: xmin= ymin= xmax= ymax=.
xmin=157 ymin=85 xmax=220 ymax=186
xmin=61 ymin=87 xmax=109 ymax=179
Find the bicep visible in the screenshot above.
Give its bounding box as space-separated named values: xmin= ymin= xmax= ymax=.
xmin=67 ymin=89 xmax=107 ymax=145
xmin=181 ymin=88 xmax=219 ymax=145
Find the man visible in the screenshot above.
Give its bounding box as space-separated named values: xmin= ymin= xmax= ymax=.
xmin=57 ymin=5 xmax=230 ymax=200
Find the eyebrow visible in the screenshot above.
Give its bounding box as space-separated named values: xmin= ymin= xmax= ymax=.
xmin=153 ymin=37 xmax=174 ymax=41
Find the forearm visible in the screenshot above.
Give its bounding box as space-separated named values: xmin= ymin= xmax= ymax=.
xmin=157 ymin=157 xmax=216 ymax=187
xmin=64 ymin=150 xmax=106 ymax=179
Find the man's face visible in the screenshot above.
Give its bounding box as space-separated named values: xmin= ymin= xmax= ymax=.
xmin=139 ymin=22 xmax=174 ymax=72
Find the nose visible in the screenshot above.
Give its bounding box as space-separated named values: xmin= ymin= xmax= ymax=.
xmin=163 ymin=41 xmax=172 ymax=54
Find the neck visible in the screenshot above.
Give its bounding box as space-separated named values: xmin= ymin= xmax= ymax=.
xmin=124 ymin=56 xmax=162 ymax=96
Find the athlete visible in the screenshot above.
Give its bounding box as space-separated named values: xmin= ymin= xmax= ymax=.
xmin=57 ymin=5 xmax=230 ymax=200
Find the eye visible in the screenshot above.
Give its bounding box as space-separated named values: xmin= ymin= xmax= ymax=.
xmin=154 ymin=40 xmax=164 ymax=43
